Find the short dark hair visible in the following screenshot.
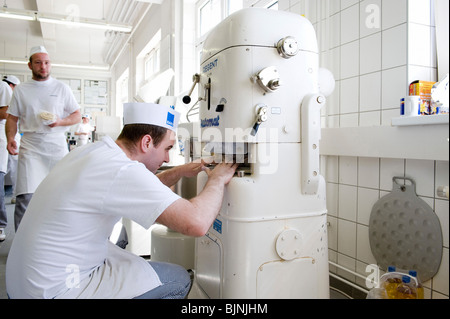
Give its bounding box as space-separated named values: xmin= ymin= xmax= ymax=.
xmin=117 ymin=124 xmax=168 ymax=152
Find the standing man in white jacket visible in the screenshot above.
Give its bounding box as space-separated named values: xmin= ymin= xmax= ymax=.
xmin=5 ymin=46 xmax=81 ymax=230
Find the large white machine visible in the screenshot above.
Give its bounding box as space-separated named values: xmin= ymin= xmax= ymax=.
xmin=184 ymin=8 xmax=334 ymax=299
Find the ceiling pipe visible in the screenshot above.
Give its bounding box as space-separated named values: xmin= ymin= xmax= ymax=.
xmin=109 ymin=2 xmax=152 ymax=70
xmin=104 ymin=0 xmax=141 ymax=63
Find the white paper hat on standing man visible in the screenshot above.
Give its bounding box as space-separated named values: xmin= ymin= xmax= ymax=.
xmin=29 ymin=46 xmax=49 ymax=57
xmin=123 ymin=103 xmax=181 ymax=132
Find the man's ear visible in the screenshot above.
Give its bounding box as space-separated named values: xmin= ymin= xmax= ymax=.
xmin=140 ymin=134 xmax=153 ymax=153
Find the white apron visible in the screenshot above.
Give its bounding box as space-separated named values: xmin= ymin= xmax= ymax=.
xmin=16 ymin=132 xmax=68 ymax=196
xmin=0 ymin=121 xmax=21 ymax=174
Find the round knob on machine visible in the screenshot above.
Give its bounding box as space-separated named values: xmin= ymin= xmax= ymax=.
xmin=182 ymin=95 xmax=192 ymax=104
xmin=277 ymin=36 xmax=299 ymax=59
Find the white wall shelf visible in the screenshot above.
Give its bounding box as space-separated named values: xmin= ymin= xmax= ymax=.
xmin=391 ymin=114 xmax=449 ymax=126
xmin=320 ymin=120 xmax=449 ymax=161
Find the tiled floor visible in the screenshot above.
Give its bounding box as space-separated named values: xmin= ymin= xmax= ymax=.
xmin=0 ymin=191 xmax=15 ymax=299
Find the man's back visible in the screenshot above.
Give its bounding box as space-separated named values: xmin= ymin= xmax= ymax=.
xmin=6 ymin=136 xmax=178 ymax=299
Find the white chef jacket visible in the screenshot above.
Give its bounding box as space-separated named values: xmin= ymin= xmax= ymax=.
xmin=75 ymin=122 xmax=95 ymax=146
xmin=6 ymin=136 xmax=181 ymax=299
xmin=7 ymin=77 xmax=80 ymax=195
xmin=0 ymin=81 xmax=12 ymax=106
xmin=0 ymin=81 xmax=13 ymax=173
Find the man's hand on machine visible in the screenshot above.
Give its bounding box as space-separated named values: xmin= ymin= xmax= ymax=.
xmin=203 ymin=162 xmax=238 ymax=185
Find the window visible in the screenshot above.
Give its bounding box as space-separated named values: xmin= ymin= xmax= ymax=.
xmin=116 ymin=68 xmax=129 ymax=118
xmin=199 ymin=0 xmax=222 ymax=37
xmin=144 ymin=46 xmax=160 ymax=80
xmin=196 ymin=0 xmax=243 ymax=71
xmin=137 ymin=29 xmax=161 ymax=85
xmin=198 ymin=0 xmax=244 ymax=38
xmin=266 ymin=1 xmax=278 ymax=10
xmin=250 ymin=0 xmax=278 ymax=10
xmin=435 ymin=0 xmax=449 ymax=80
xmin=227 ymin=0 xmax=243 ymax=15
xmin=84 ymin=80 xmax=107 ymax=105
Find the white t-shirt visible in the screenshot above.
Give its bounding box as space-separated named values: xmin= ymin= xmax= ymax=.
xmin=7 ymin=77 xmax=79 ymax=134
xmin=0 ymin=81 xmax=12 ymax=107
xmin=0 ymin=81 xmax=13 ymax=172
xmin=6 ymin=136 xmax=181 ymax=299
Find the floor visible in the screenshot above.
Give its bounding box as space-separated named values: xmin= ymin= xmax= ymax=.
xmin=0 ymin=188 xmax=350 ymax=300
xmin=187 ymin=280 xmax=350 ymax=299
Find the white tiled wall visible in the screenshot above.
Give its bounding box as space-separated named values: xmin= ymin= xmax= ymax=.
xmin=283 ymin=0 xmax=448 ymax=298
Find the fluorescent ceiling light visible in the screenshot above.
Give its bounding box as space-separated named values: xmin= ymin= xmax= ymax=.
xmin=0 ymin=8 xmax=35 ymax=21
xmin=37 ymin=15 xmax=132 ymax=33
xmin=0 ymin=59 xmax=28 ymax=65
xmin=52 ymin=62 xmax=110 ymax=71
xmin=136 ymin=0 xmax=163 ymax=3
xmin=0 ymin=7 xmax=131 ymax=32
xmin=0 ymin=58 xmax=109 ymax=71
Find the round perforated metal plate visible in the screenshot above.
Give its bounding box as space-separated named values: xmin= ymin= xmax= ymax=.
xmin=369 ymin=177 xmax=443 ymax=282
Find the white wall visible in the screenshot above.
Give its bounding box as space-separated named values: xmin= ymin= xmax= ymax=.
xmin=284 ymin=0 xmax=448 ymax=299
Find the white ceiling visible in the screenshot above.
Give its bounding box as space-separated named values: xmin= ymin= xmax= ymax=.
xmin=0 ymin=0 xmax=156 ymax=70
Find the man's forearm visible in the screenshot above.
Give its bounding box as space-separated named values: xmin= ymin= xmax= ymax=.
xmin=5 ymin=115 xmax=18 ymax=142
xmin=157 ymin=162 xmax=205 ymax=187
xmin=189 ymin=175 xmax=226 ymax=222
xmin=155 ymin=163 xmax=237 ymax=237
xmin=0 ymin=107 xmax=8 ymax=120
xmin=52 ymin=109 xmax=81 ymax=127
xmin=157 ymin=166 xmax=182 ymax=187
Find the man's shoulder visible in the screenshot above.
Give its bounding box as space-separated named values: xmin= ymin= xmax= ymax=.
xmin=50 ymin=77 xmax=70 ymax=88
xmin=0 ymin=81 xmax=12 ymax=95
xmin=0 ymin=81 xmax=9 ymax=89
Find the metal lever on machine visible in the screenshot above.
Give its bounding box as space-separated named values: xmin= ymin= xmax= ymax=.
xmin=251 ymin=105 xmax=268 ymax=136
xmin=183 ymin=74 xmax=201 ymax=104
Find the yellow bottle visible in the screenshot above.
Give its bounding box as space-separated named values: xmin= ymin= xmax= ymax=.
xmin=383 ymin=266 xmax=402 ymax=299
xmin=409 ymin=270 xmax=424 ymax=299
xmin=396 ymin=275 xmax=417 ymax=299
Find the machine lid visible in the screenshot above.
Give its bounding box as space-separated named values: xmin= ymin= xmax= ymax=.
xmin=201 ymin=8 xmax=318 ymax=65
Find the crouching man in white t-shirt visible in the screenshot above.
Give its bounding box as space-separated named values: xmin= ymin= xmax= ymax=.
xmin=6 ymin=103 xmax=237 ymax=299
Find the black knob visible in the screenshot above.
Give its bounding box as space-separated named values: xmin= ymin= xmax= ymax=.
xmin=182 ymin=96 xmax=191 ymax=104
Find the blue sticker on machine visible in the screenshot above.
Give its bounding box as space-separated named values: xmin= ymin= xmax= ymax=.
xmin=213 ymin=218 xmax=222 ymax=234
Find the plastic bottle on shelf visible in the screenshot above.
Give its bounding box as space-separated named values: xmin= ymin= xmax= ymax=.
xmin=396 ymin=275 xmax=417 ymax=299
xmin=409 ymin=270 xmax=424 ymax=299
xmin=383 ymin=266 xmax=402 ymax=299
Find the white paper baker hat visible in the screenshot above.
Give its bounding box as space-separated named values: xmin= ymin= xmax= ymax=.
xmin=123 ymin=103 xmax=180 ymax=132
xmin=29 ymin=46 xmax=49 ymax=56
xmin=3 ymin=75 xmax=20 ymax=86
